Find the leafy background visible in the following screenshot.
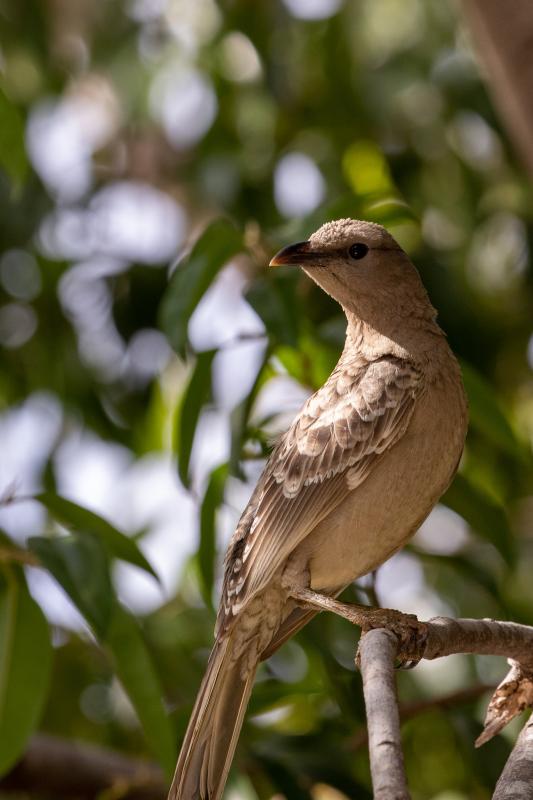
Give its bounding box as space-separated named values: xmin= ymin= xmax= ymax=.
xmin=1 ymin=0 xmax=533 ymax=798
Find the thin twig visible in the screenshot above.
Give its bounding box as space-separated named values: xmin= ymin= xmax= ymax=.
xmin=346 ymin=683 xmax=491 ymax=751
xmin=492 ymin=715 xmax=533 ymax=800
xmin=0 ymin=546 xmax=39 ymax=566
xmin=358 ymin=629 xmax=410 ymax=800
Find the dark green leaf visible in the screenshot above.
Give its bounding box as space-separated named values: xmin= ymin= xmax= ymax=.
xmin=363 ymin=198 xmax=418 ymax=227
xmin=29 ymin=534 xmax=113 ymax=637
xmin=174 ymin=349 xmax=216 ymax=487
xmin=0 ymin=90 xmax=28 ymax=186
xmin=245 ymin=271 xmax=300 ymax=348
xmin=275 ymin=332 xmax=338 ymax=391
xmin=28 ymin=534 xmax=174 ymax=773
xmin=197 ymin=463 xmax=228 ymax=609
xmin=0 ymin=567 xmax=52 ymax=775
xmin=413 ymin=548 xmax=502 ymax=605
xmin=258 ymin=757 xmax=312 ymax=800
xmin=229 ymin=350 xmax=272 ymax=477
xmin=35 ymin=493 xmax=159 ymax=581
xmin=442 ymin=474 xmax=515 ymax=566
xmin=159 ymin=219 xmax=243 ymax=356
xmin=461 ymin=361 xmax=522 ymax=459
xmin=105 ymin=605 xmax=176 ymax=778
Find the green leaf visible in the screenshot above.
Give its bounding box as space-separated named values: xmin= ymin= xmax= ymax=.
xmin=0 ymin=90 xmax=28 ymax=186
xmin=461 ymin=361 xmax=522 ymax=458
xmin=159 ymin=219 xmax=243 ymax=356
xmin=106 ymin=605 xmax=176 ymax=778
xmin=364 ymin=198 xmax=418 ymax=226
xmin=28 ymin=536 xmax=174 ymax=774
xmin=35 ymin=493 xmax=159 ymax=581
xmin=229 ymin=349 xmax=272 ymax=477
xmin=413 ymin=548 xmax=502 ymax=605
xmin=174 ymin=349 xmax=216 ymax=487
xmin=0 ymin=567 xmax=52 ymax=775
xmin=442 ymin=474 xmax=515 ymax=566
xmin=197 ymin=463 xmax=228 ymax=609
xmin=276 ymin=332 xmax=338 ymax=391
xmin=245 ymin=271 xmax=300 ymax=348
xmin=29 ymin=534 xmax=113 ymax=637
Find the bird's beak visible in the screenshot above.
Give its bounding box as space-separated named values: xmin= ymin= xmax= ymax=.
xmin=269 ymin=240 xmax=313 ymax=267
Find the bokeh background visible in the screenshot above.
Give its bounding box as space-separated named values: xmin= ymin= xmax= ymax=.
xmin=1 ymin=0 xmax=533 ymax=798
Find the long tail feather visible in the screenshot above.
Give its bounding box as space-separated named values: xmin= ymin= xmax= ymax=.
xmin=168 ymin=637 xmax=256 ymax=800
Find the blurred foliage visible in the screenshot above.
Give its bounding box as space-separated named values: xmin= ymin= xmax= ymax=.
xmin=1 ymin=0 xmax=533 ymax=798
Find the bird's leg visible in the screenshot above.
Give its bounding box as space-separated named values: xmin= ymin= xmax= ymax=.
xmin=290 ymin=586 xmax=377 ymax=624
xmin=290 ymin=586 xmax=428 ymax=663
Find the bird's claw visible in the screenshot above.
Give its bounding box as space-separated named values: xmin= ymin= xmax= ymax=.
xmin=289 ymin=587 xmax=428 ymax=666
xmin=354 ymin=608 xmax=429 ymax=668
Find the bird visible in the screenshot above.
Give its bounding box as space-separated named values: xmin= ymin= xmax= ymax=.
xmin=168 ymin=217 xmax=468 ymax=800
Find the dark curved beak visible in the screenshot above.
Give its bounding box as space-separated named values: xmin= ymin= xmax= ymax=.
xmin=269 ymin=240 xmax=313 ymax=267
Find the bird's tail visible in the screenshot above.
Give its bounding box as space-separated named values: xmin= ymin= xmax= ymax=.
xmin=168 ymin=635 xmax=256 ymax=800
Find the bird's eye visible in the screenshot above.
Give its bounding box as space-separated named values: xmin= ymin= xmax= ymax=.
xmin=349 ymin=243 xmax=369 ymax=260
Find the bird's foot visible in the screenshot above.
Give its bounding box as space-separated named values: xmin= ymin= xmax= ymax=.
xmin=290 ymin=586 xmax=428 ymax=666
xmin=355 ymin=607 xmax=428 ymax=668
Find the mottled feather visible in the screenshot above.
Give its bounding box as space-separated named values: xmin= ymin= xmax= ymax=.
xmin=216 ymin=354 xmax=422 ymax=636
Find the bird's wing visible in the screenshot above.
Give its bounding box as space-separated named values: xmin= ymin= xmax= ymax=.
xmin=216 ymin=356 xmax=423 ymax=635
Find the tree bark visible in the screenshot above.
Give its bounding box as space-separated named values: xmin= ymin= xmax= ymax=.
xmin=493 ymin=716 xmax=533 ymax=800
xmin=462 ymin=0 xmax=533 ymax=179
xmin=358 ymin=629 xmax=410 ymax=800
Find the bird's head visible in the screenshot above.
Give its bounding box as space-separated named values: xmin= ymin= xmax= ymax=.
xmin=269 ymin=218 xmax=436 ymax=331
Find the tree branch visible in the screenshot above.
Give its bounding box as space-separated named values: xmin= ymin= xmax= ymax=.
xmin=5 ymin=606 xmax=533 ymax=799
xmin=293 ymin=588 xmax=533 ymax=672
xmin=418 ymin=616 xmax=533 ymax=669
xmin=2 ymin=686 xmax=493 ymax=798
xmin=355 ymin=616 xmax=533 ymax=800
xmin=293 ymin=589 xmax=533 ymax=797
xmin=358 ymin=629 xmax=410 ymax=800
xmin=346 ymin=683 xmax=491 ymax=752
xmin=492 ymin=715 xmax=533 ymax=800
xmin=0 ymin=733 xmax=166 ymax=800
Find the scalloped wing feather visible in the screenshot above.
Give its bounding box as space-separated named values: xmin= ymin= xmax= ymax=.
xmin=216 ymin=356 xmax=423 ymax=636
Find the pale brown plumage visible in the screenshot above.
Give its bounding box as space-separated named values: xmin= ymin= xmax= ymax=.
xmin=169 ymin=218 xmax=468 ymax=800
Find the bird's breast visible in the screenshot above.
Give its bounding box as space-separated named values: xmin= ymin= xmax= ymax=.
xmin=302 ymin=371 xmax=467 ymax=592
